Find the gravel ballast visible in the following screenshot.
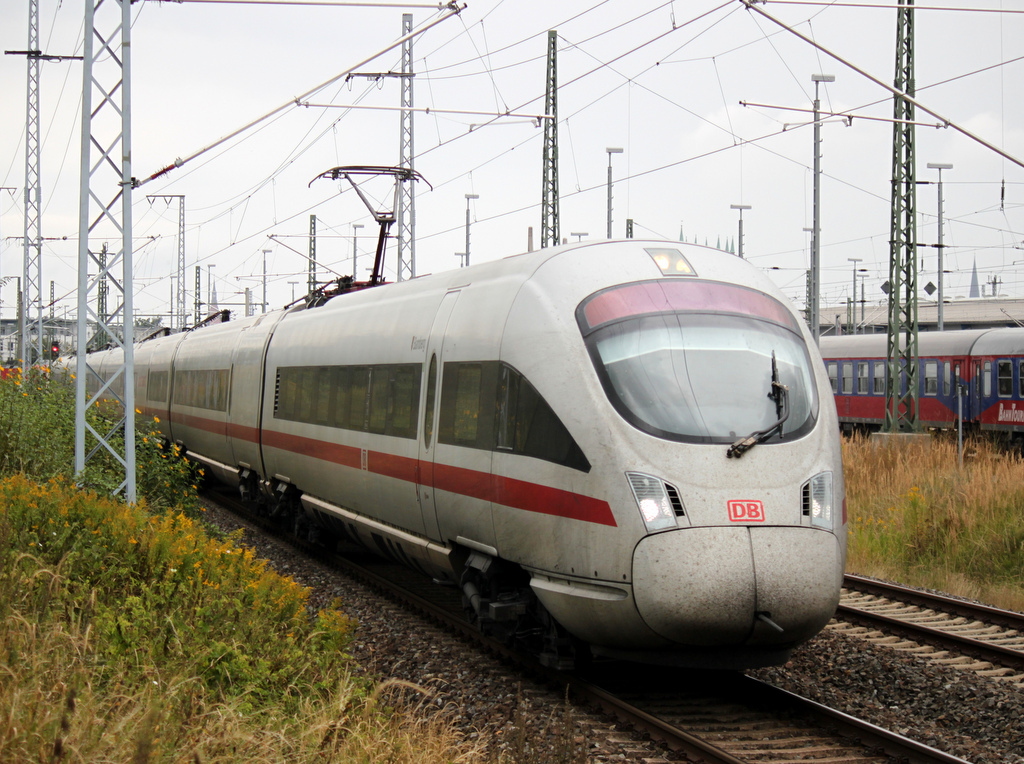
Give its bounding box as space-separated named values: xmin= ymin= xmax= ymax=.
xmin=200 ymin=499 xmax=1024 ymax=763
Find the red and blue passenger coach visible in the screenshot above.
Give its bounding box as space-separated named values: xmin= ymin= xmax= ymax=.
xmin=820 ymin=327 xmax=1024 ymax=442
xmin=88 ymin=240 xmax=846 ymax=669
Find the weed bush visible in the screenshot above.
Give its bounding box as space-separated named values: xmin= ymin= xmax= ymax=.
xmin=0 ymin=368 xmax=201 ymax=513
xmin=845 ymin=435 xmax=1024 ymax=611
xmin=0 ymin=475 xmax=482 ymax=762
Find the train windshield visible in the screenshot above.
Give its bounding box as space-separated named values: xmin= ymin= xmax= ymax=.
xmin=577 ymin=280 xmax=818 ymax=444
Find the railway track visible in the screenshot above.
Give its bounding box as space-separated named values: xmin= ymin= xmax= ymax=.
xmin=837 ymin=574 xmax=1024 ymax=679
xmin=203 ymin=488 xmax=975 ymax=764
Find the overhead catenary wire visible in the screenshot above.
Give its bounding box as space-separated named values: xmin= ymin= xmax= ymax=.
xmin=24 ymin=0 xmax=1017 ymax=319
xmin=740 ymin=0 xmax=1024 ymax=171
xmin=136 ymin=2 xmax=466 ymax=187
xmin=753 ymin=1 xmax=1024 ymax=14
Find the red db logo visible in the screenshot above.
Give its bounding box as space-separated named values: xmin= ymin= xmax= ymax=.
xmin=727 ymin=500 xmax=765 ymax=523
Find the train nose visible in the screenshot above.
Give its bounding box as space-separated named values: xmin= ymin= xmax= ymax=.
xmin=632 ymin=526 xmax=842 ymax=646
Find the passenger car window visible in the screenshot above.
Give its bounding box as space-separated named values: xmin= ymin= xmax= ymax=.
xmin=841 ymin=362 xmax=853 ymax=395
xmin=273 ymin=363 xmax=421 ymax=439
xmin=857 ymin=362 xmax=868 ymax=394
xmin=998 ymin=361 xmax=1012 ymax=397
xmin=424 ymin=355 xmax=437 ymax=448
xmin=439 ymin=361 xmax=589 ymax=472
xmin=924 ymin=361 xmax=938 ymax=396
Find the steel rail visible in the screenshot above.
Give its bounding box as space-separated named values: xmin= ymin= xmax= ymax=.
xmin=841 ymin=574 xmax=1024 ymax=671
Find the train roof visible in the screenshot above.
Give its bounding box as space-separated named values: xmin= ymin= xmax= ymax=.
xmin=820 ymin=327 xmax=1024 ymax=359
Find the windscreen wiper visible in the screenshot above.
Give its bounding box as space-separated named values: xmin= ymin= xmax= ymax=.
xmin=727 ymin=352 xmax=789 ymax=459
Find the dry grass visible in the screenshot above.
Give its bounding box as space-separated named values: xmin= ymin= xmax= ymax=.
xmin=844 ymin=434 xmax=1024 ymax=612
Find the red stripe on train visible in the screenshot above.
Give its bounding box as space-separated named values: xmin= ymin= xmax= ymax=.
xmin=200 ymin=418 xmax=619 ymax=528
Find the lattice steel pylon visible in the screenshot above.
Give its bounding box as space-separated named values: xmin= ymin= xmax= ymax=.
xmin=75 ymin=0 xmax=136 ymax=501
xmin=147 ymin=195 xmax=184 ymax=329
xmin=884 ymin=0 xmax=919 ymax=433
xmin=396 ymin=13 xmax=416 ymax=281
xmin=540 ymin=30 xmax=559 ymax=248
xmin=308 ymin=214 xmax=317 ymax=293
xmin=193 ymin=265 xmax=201 ymax=325
xmin=20 ymin=0 xmax=43 ymax=370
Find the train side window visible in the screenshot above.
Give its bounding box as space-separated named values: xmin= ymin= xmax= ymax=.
xmin=494 ymin=363 xmax=590 ymax=471
xmin=513 ymin=371 xmax=591 ymax=472
xmin=330 ymin=367 xmax=352 ymax=429
xmin=857 ymin=362 xmax=868 ymax=394
xmin=872 ymin=362 xmax=885 ymax=394
xmin=314 ymin=368 xmax=333 ymax=425
xmin=438 ymin=361 xmax=502 ymax=453
xmin=998 ymin=361 xmax=1012 ymax=397
xmin=150 ymin=370 xmax=168 ymax=402
xmin=496 ymin=365 xmax=517 ymax=451
xmin=367 ymin=367 xmax=390 ymax=434
xmin=1019 ymin=361 xmax=1024 ymax=397
xmin=924 ymin=361 xmax=938 ymax=396
xmin=826 ymin=362 xmax=838 ymax=394
xmin=388 ymin=365 xmax=420 ymax=439
xmin=943 ymin=363 xmax=951 ymax=396
xmin=841 ymin=362 xmax=853 ymax=394
xmin=170 ymin=368 xmax=229 ymax=412
xmin=423 ymin=354 xmax=437 ymax=448
xmin=983 ymin=361 xmax=992 ymax=397
xmin=349 ymin=367 xmax=371 ymax=431
xmin=439 ymin=363 xmax=485 ymax=445
xmin=217 ymin=369 xmax=230 ymax=411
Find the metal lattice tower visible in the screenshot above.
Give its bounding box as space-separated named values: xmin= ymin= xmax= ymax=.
xmin=884 ymin=0 xmax=919 ymax=433
xmin=147 ymin=195 xmax=184 ymax=329
xmin=308 ymin=214 xmax=317 ymax=293
xmin=21 ymin=0 xmax=43 ymax=370
xmin=540 ymin=30 xmax=559 ymax=248
xmin=174 ymin=198 xmax=185 ymax=329
xmin=97 ymin=243 xmax=108 ymax=348
xmin=396 ymin=13 xmax=416 ymax=281
xmin=75 ymin=0 xmax=136 ymax=501
xmin=193 ymin=265 xmax=201 ymax=325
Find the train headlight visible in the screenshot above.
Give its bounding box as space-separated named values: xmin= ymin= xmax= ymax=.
xmin=805 ymin=471 xmax=834 ymax=529
xmin=627 ymin=472 xmax=680 ymax=532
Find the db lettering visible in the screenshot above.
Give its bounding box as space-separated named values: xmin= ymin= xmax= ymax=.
xmin=727 ymin=500 xmax=765 ymax=523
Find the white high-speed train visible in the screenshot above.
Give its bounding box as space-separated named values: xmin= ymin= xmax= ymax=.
xmin=87 ymin=240 xmax=846 ymax=669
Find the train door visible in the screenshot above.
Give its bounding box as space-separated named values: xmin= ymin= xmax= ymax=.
xmin=416 ymin=290 xmax=460 ymax=542
xmin=973 ymin=361 xmax=983 ymax=422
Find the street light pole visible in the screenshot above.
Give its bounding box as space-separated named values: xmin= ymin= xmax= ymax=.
xmin=927 ymin=162 xmax=953 ymax=331
xmin=811 ymin=73 xmax=835 ymax=343
xmin=730 ymin=204 xmax=751 ymax=259
xmin=463 ymin=193 xmax=479 ymax=267
xmin=261 ymin=249 xmax=270 ymax=314
xmin=606 ymin=147 xmax=623 ymax=239
xmin=352 ymin=223 xmax=364 ymax=279
xmin=858 ymin=270 xmax=868 ymax=330
xmin=848 ymin=257 xmax=862 ymax=334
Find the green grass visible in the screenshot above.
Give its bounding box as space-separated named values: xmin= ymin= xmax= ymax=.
xmin=0 ymin=474 xmax=490 ymax=762
xmin=845 ymin=434 xmax=1024 ymax=612
xmin=0 ymin=367 xmax=202 ymax=514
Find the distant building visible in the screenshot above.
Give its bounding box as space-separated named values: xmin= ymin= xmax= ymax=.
xmin=821 ymin=296 xmax=1024 ymax=336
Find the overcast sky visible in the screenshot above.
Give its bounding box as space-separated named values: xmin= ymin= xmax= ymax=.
xmin=1 ymin=0 xmax=1022 ymax=327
